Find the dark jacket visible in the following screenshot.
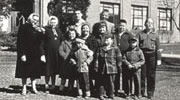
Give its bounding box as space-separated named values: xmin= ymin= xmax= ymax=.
xmin=113 ymin=31 xmax=133 ymax=54
xmin=122 ymin=47 xmax=145 ymax=70
xmin=95 ymin=46 xmax=122 ymax=74
xmin=138 ymin=29 xmax=161 ymax=60
xmin=15 ymin=23 xmax=44 ymax=78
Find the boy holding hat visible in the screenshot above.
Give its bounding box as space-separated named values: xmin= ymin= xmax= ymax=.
xmin=70 ymin=38 xmax=93 ymax=98
xmin=122 ymin=36 xmax=145 ymax=100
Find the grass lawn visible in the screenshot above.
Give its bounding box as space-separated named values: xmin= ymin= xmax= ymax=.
xmin=0 ymin=51 xmax=180 ymax=100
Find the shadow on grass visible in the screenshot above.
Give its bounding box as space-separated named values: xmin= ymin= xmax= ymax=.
xmin=157 ymin=64 xmax=180 ymax=72
xmin=0 ymin=85 xmax=21 ymax=94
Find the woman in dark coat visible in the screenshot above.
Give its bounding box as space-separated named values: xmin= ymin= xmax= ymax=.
xmin=59 ymin=26 xmax=77 ymax=92
xmin=40 ymin=16 xmax=63 ymax=92
xmin=15 ymin=13 xmax=45 ymax=95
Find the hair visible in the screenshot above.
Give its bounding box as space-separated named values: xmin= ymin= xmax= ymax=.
xmin=26 ymin=13 xmax=39 ymax=24
xmin=65 ymin=25 xmax=78 ymax=39
xmin=101 ymin=9 xmax=109 ymax=14
xmin=81 ymin=23 xmax=91 ymax=33
xmin=47 ymin=16 xmax=59 ymax=26
xmin=144 ymin=17 xmax=154 ymax=25
xmin=119 ymin=19 xmax=127 ymax=24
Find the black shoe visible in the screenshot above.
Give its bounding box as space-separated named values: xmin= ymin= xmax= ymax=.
xmin=147 ymin=95 xmax=152 ymax=99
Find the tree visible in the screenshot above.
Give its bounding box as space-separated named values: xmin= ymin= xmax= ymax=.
xmin=0 ymin=0 xmax=15 ymax=18
xmin=161 ymin=0 xmax=180 ymax=31
xmin=47 ymin=0 xmax=91 ymax=33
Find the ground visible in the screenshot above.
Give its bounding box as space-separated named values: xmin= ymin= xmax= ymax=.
xmin=0 ymin=51 xmax=180 ymax=100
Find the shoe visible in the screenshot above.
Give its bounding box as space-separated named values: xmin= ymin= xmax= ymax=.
xmin=99 ymin=96 xmax=105 ymax=100
xmin=147 ymin=95 xmax=152 ymax=99
xmin=141 ymin=93 xmax=146 ymax=97
xmin=134 ymin=96 xmax=140 ymax=100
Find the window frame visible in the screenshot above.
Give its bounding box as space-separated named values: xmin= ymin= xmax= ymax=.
xmin=157 ymin=8 xmax=172 ymax=31
xmin=100 ymin=2 xmax=120 ymax=25
xmin=131 ymin=5 xmax=148 ymax=30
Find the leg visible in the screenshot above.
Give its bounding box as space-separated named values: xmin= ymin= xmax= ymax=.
xmin=45 ymin=76 xmax=50 ymax=89
xmin=147 ymin=55 xmax=156 ymax=98
xmin=141 ymin=61 xmax=147 ymax=96
xmin=134 ymin=70 xmax=141 ymax=97
xmin=59 ymin=78 xmax=66 ymax=91
xmin=106 ymin=74 xmax=115 ymax=98
xmin=31 ymin=78 xmax=39 ymax=94
xmin=21 ymin=78 xmax=27 ymax=95
xmin=50 ymin=75 xmax=56 ymax=89
xmin=114 ymin=71 xmax=120 ymax=95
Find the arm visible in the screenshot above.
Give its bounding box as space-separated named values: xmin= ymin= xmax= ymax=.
xmin=132 ymin=50 xmax=145 ymax=69
xmin=155 ymin=33 xmax=161 ymax=65
xmin=59 ymin=42 xmax=69 ymax=60
xmin=85 ymin=49 xmax=94 ymax=65
xmin=115 ymin=47 xmax=122 ymax=70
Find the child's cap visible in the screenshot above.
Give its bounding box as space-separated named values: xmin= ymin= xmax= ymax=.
xmin=75 ymin=38 xmax=85 ymax=44
xmin=104 ymin=33 xmax=114 ymax=39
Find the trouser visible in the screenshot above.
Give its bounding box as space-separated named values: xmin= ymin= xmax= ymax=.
xmin=133 ymin=70 xmax=141 ymax=96
xmin=141 ymin=52 xmax=156 ymax=97
xmin=76 ymin=72 xmax=90 ymax=91
xmin=97 ymin=73 xmax=116 ymax=97
xmin=114 ymin=68 xmax=121 ymax=93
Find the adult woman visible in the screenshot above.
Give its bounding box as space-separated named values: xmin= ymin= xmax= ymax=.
xmin=15 ymin=13 xmax=45 ymax=95
xmin=59 ymin=26 xmax=77 ymax=92
xmin=40 ymin=16 xmax=63 ymax=92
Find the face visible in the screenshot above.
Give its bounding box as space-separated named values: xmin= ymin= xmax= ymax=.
xmin=104 ymin=38 xmax=113 ymax=46
xmin=145 ymin=19 xmax=154 ymax=30
xmin=76 ymin=42 xmax=83 ymax=48
xmin=101 ymin=11 xmax=109 ymax=20
xmin=49 ymin=19 xmax=57 ymax=28
xmin=99 ymin=26 xmax=107 ymax=34
xmin=130 ymin=41 xmax=138 ymax=48
xmin=118 ymin=22 xmax=127 ymax=32
xmin=68 ymin=30 xmax=76 ymax=40
xmin=31 ymin=15 xmax=39 ymax=26
xmin=75 ymin=10 xmax=83 ymax=20
xmin=82 ymin=25 xmax=90 ymax=36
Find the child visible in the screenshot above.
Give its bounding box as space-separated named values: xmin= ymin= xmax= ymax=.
xmin=94 ymin=34 xmax=122 ymax=100
xmin=70 ymin=38 xmax=93 ymax=98
xmin=122 ymin=36 xmax=145 ymax=100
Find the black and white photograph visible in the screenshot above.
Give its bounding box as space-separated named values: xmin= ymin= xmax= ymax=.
xmin=0 ymin=0 xmax=180 ymax=100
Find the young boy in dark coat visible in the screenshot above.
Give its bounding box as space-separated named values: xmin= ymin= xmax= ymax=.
xmin=70 ymin=38 xmax=93 ymax=98
xmin=94 ymin=34 xmax=122 ymax=100
xmin=122 ymin=36 xmax=145 ymax=100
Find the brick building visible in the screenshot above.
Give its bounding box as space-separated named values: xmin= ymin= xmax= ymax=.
xmin=15 ymin=0 xmax=180 ymax=43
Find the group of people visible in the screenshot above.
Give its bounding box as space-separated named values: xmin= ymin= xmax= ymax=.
xmin=15 ymin=9 xmax=161 ymax=100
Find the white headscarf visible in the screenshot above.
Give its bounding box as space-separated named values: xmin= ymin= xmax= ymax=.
xmin=47 ymin=16 xmax=59 ymax=27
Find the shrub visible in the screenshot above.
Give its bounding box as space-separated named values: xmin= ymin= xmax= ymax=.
xmin=0 ymin=32 xmax=17 ymax=51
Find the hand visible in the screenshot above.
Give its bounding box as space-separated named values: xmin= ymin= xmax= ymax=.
xmin=157 ymin=60 xmax=161 ymax=65
xmin=94 ymin=67 xmax=98 ymax=72
xmin=41 ymin=55 xmax=46 ymax=63
xmin=70 ymin=58 xmax=76 ymax=65
xmin=21 ymin=55 xmax=26 ymax=62
xmin=128 ymin=64 xmax=134 ymax=69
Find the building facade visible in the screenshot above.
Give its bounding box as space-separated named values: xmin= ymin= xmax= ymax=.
xmin=13 ymin=0 xmax=180 ymax=43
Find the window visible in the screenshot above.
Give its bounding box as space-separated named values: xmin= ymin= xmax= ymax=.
xmin=100 ymin=2 xmax=120 ymax=25
xmin=131 ymin=5 xmax=148 ymax=30
xmin=157 ymin=8 xmax=172 ymax=31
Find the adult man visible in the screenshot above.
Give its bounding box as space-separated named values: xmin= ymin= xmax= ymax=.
xmin=113 ymin=19 xmax=133 ymax=97
xmin=138 ymin=18 xmax=161 ymax=99
xmin=74 ymin=9 xmax=86 ymax=37
xmin=93 ymin=9 xmax=115 ymax=35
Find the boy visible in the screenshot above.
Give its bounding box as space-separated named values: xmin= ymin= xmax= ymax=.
xmin=70 ymin=38 xmax=93 ymax=98
xmin=122 ymin=36 xmax=145 ymax=100
xmin=94 ymin=34 xmax=122 ymax=100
